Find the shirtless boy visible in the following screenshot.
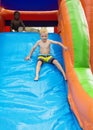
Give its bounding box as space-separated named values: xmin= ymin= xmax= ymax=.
xmin=25 ymin=28 xmax=68 ymax=81
xmin=10 ymin=11 xmax=25 ymax=32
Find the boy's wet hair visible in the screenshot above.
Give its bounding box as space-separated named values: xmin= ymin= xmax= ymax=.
xmin=40 ymin=28 xmax=48 ymax=34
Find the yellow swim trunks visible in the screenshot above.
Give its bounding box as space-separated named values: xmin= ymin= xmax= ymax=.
xmin=38 ymin=54 xmax=55 ymax=63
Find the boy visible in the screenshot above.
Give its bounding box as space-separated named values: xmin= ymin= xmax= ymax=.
xmin=25 ymin=28 xmax=68 ymax=81
xmin=10 ymin=11 xmax=25 ymax=32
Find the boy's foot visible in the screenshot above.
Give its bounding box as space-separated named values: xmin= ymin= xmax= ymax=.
xmin=34 ymin=76 xmax=39 ymax=81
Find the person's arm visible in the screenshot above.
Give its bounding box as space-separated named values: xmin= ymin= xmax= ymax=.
xmin=20 ymin=20 xmax=25 ymax=31
xmin=50 ymin=40 xmax=68 ymax=50
xmin=25 ymin=42 xmax=39 ymax=60
xmin=10 ymin=20 xmax=15 ymax=32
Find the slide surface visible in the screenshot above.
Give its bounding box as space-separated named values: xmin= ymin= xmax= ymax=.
xmin=0 ymin=32 xmax=82 ymax=130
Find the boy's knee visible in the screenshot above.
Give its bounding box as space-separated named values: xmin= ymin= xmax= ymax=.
xmin=37 ymin=61 xmax=43 ymax=65
xmin=52 ymin=59 xmax=58 ymax=64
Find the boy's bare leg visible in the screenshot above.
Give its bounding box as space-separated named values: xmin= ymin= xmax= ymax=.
xmin=34 ymin=61 xmax=43 ymax=81
xmin=52 ymin=60 xmax=67 ymax=80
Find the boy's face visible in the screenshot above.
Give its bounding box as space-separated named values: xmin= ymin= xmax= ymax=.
xmin=14 ymin=13 xmax=20 ymax=20
xmin=40 ymin=33 xmax=48 ymax=42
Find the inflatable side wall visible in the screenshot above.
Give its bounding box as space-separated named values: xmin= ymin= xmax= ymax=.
xmin=80 ymin=0 xmax=93 ymax=73
xmin=58 ymin=0 xmax=93 ymax=129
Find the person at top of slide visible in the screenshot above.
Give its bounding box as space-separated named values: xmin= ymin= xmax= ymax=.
xmin=10 ymin=11 xmax=25 ymax=32
xmin=25 ymin=28 xmax=68 ymax=81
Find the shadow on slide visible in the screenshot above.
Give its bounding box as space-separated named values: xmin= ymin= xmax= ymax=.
xmin=0 ymin=32 xmax=82 ymax=130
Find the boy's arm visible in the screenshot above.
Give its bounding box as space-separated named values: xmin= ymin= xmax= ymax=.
xmin=20 ymin=20 xmax=25 ymax=31
xmin=10 ymin=20 xmax=14 ymax=32
xmin=25 ymin=42 xmax=39 ymax=60
xmin=50 ymin=40 xmax=68 ymax=50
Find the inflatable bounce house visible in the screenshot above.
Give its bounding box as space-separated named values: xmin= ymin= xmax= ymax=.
xmin=0 ymin=0 xmax=93 ymax=130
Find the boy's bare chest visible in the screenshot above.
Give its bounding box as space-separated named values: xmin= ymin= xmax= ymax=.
xmin=13 ymin=20 xmax=20 ymax=25
xmin=39 ymin=42 xmax=50 ymax=48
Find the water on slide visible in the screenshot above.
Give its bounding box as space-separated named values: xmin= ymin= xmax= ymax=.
xmin=0 ymin=32 xmax=82 ymax=130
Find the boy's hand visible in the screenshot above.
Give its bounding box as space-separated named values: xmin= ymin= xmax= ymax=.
xmin=25 ymin=56 xmax=30 ymax=60
xmin=64 ymin=46 xmax=68 ymax=51
xmin=12 ymin=29 xmax=15 ymax=32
